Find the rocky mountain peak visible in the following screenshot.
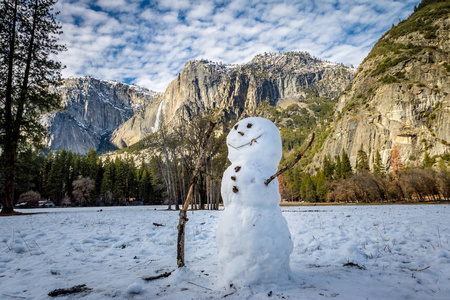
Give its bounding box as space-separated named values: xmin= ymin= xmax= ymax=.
xmin=108 ymin=51 xmax=355 ymax=149
xmin=249 ymin=51 xmax=325 ymax=71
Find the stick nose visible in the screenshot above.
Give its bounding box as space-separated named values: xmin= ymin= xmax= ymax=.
xmin=238 ymin=131 xmax=244 ymax=136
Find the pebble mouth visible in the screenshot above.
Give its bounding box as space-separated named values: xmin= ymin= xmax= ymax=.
xmin=227 ymin=134 xmax=262 ymax=150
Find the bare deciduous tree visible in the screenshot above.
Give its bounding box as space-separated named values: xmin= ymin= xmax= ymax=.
xmin=72 ymin=177 xmax=95 ymax=206
xmin=18 ymin=191 xmax=41 ymax=207
xmin=401 ymin=168 xmax=439 ymax=201
xmin=437 ymin=169 xmax=450 ymax=200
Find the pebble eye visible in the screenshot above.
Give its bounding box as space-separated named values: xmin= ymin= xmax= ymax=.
xmin=247 ymin=123 xmax=253 ymax=128
xmin=234 ymin=125 xmax=239 ymax=130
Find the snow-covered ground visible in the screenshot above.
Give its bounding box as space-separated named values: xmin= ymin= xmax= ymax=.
xmin=1 ymin=205 xmax=449 ymax=299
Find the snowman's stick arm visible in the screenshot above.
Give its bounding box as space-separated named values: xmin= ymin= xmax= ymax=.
xmin=264 ymin=132 xmax=315 ymax=186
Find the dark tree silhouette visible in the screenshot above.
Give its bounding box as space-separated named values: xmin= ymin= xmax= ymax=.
xmin=1 ymin=0 xmax=65 ymax=214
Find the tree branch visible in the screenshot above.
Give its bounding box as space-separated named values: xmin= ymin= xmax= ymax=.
xmin=200 ymin=170 xmax=222 ymax=182
xmin=177 ymin=121 xmax=217 ymax=268
xmin=265 ymin=132 xmax=315 ymax=186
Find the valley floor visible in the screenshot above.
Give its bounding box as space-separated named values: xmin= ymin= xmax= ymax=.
xmin=0 ymin=205 xmax=449 ymax=299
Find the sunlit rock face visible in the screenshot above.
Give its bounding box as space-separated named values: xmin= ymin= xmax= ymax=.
xmin=42 ymin=52 xmax=354 ymax=153
xmin=314 ymin=5 xmax=450 ymax=171
xmin=41 ymin=77 xmax=159 ymax=154
xmin=111 ymin=52 xmax=354 ymax=147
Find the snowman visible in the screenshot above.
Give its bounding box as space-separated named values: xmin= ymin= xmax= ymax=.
xmin=216 ymin=117 xmax=293 ymax=286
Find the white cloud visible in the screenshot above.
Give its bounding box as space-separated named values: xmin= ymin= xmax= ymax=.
xmin=157 ymin=0 xmax=191 ymax=11
xmin=56 ymin=0 xmax=419 ymax=92
xmin=186 ymin=2 xmax=214 ymax=21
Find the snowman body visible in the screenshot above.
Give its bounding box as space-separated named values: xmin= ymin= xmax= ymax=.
xmin=216 ymin=117 xmax=293 ymax=286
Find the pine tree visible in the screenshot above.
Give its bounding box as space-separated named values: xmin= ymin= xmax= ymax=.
xmin=287 ymin=168 xmax=302 ymax=200
xmin=101 ymin=157 xmax=114 ymax=192
xmin=323 ymin=154 xmax=335 ymax=179
xmin=113 ymin=158 xmax=127 ymax=204
xmin=15 ymin=148 xmax=42 ymax=196
xmin=41 ymin=151 xmax=54 ymax=199
xmin=423 ymin=152 xmax=435 ymax=168
xmin=83 ymin=148 xmax=102 ymax=201
xmin=59 ymin=150 xmax=70 ymax=198
xmin=72 ymin=154 xmax=82 ymax=179
xmin=139 ymin=169 xmax=155 ymax=204
xmin=314 ymin=170 xmax=328 ymax=202
xmin=356 ymin=149 xmax=370 ymax=172
xmin=126 ymin=157 xmax=137 ymax=201
xmin=300 ymin=173 xmax=317 ymax=202
xmin=83 ymin=148 xmax=99 ymax=179
xmin=373 ymin=150 xmax=384 ymax=175
xmin=341 ymin=151 xmax=353 ymax=179
xmin=66 ymin=151 xmax=77 ymax=197
xmin=46 ymin=151 xmax=66 ymax=204
xmin=0 ymin=0 xmax=65 ymax=214
xmin=335 ymin=155 xmax=342 ymax=179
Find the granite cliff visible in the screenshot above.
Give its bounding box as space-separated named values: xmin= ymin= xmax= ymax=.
xmin=110 ymin=52 xmax=355 ymax=148
xmin=41 ymin=77 xmax=160 ymax=154
xmin=42 ymin=52 xmax=353 ymax=154
xmin=314 ymin=0 xmax=450 ymax=171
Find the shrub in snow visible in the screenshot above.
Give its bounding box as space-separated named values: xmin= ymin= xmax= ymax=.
xmin=72 ymin=177 xmax=95 ymax=206
xmin=217 ymin=117 xmax=293 ymax=286
xmin=18 ymin=191 xmax=41 ymax=208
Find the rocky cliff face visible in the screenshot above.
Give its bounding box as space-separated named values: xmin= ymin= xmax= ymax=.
xmin=41 ymin=77 xmax=160 ymax=154
xmin=111 ymin=52 xmax=355 ymax=148
xmin=109 ymin=60 xmax=230 ymax=148
xmin=315 ymin=1 xmax=450 ymax=170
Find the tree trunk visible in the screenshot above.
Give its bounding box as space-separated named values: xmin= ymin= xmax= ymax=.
xmin=175 ymin=155 xmax=183 ymax=210
xmin=205 ymin=162 xmax=210 ymax=210
xmin=164 ymin=151 xmax=173 ymax=210
xmin=181 ymin=160 xmax=186 ymax=204
xmin=2 ymin=0 xmax=39 ymax=215
xmin=2 ymin=149 xmax=16 ymax=214
xmin=177 ymin=121 xmax=216 ymax=268
xmin=171 ymin=158 xmax=179 ymax=210
xmin=1 ymin=0 xmax=18 ymax=215
xmin=199 ymin=174 xmax=206 ymax=210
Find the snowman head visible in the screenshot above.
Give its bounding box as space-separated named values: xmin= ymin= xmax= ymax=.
xmin=227 ymin=117 xmax=282 ymax=168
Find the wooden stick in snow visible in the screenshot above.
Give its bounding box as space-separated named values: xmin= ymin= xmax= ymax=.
xmin=264 ymin=132 xmax=315 ymax=186
xmin=143 ymin=270 xmax=174 ymax=281
xmin=177 ymin=121 xmax=217 ymax=268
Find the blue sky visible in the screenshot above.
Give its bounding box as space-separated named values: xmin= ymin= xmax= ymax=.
xmin=55 ymin=0 xmax=420 ymax=92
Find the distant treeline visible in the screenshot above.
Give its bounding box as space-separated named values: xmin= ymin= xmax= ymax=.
xmin=11 ymin=148 xmax=164 ymax=207
xmin=9 ymin=112 xmax=228 ymax=209
xmin=280 ymin=146 xmax=450 ymax=203
xmin=5 ymin=109 xmax=450 ymax=207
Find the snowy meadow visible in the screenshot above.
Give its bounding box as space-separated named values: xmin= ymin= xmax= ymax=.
xmin=1 ymin=205 xmax=449 ymax=299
